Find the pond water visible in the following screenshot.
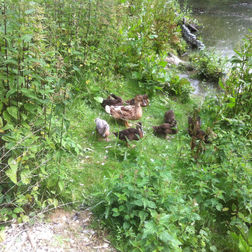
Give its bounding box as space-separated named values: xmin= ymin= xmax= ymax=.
xmin=179 ymin=0 xmax=252 ymax=57
xmin=178 ymin=0 xmax=251 ymax=96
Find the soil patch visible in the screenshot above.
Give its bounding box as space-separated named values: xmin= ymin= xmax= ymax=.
xmin=0 ymin=209 xmax=116 ymax=252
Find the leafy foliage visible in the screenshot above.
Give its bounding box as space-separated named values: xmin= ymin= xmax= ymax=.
xmin=92 ymin=163 xmax=210 ymax=251
xmin=218 ymin=31 xmax=252 ymax=116
xmin=190 ymin=50 xmax=227 ymax=82
xmin=0 ymin=0 xmax=251 ymax=251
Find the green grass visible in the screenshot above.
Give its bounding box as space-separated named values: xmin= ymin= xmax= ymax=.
xmin=63 ymin=80 xmax=200 ymax=203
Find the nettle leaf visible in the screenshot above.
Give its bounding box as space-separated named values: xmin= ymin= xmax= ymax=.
xmin=24 ymin=103 xmax=38 ymax=113
xmin=6 ymin=89 xmax=17 ymax=98
xmin=5 ymin=59 xmax=18 ymax=66
xmin=139 ymin=211 xmax=148 ymax=223
xmin=159 ymin=231 xmax=174 ymax=243
xmin=7 ymin=106 xmax=18 ymax=119
xmin=132 ymin=199 xmax=143 ymax=207
xmin=3 ymin=111 xmax=13 ymax=124
xmin=58 ymin=180 xmax=64 ymax=192
xmin=20 ymin=88 xmax=44 ymax=103
xmin=143 ymin=220 xmax=156 ymax=238
xmin=6 ymin=157 xmax=19 ymax=184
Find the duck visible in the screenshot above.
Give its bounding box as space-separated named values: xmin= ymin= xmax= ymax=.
xmin=188 ymin=116 xmax=201 ymax=137
xmin=101 ymin=94 xmax=123 ymax=108
xmin=164 ymin=110 xmax=177 ymax=128
xmin=95 ymin=118 xmax=110 ymax=141
xmin=195 ymin=129 xmax=209 ymax=143
xmin=125 ymin=94 xmax=149 ymax=107
xmin=188 ymin=115 xmax=209 ymax=149
xmin=153 ymin=123 xmax=178 ymax=138
xmin=105 ymin=96 xmax=143 ymax=127
xmin=113 ymin=122 xmax=143 ymax=146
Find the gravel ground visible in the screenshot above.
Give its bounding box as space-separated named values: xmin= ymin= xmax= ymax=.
xmin=0 ymin=209 xmax=116 ymax=252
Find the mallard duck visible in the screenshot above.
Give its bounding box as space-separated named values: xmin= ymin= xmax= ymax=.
xmin=101 ymin=94 xmax=123 ymax=108
xmin=153 ymin=123 xmax=177 ymax=138
xmin=125 ymin=94 xmax=149 ymax=107
xmin=188 ymin=116 xmax=201 ymax=137
xmin=188 ymin=115 xmax=210 ymax=151
xmin=113 ymin=122 xmax=143 ymax=146
xmin=195 ymin=129 xmax=209 ymax=143
xmin=95 ymin=118 xmax=110 ymax=141
xmin=105 ymin=96 xmax=143 ymax=127
xmin=164 ymin=110 xmax=177 ymax=128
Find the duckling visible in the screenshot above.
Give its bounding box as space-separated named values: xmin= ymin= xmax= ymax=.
xmin=95 ymin=118 xmax=110 ymax=142
xmin=105 ymin=96 xmax=143 ymax=127
xmin=125 ymin=94 xmax=149 ymax=107
xmin=101 ymin=94 xmax=123 ymax=108
xmin=113 ymin=122 xmax=143 ymax=146
xmin=153 ymin=123 xmax=178 ymax=138
xmin=164 ymin=110 xmax=177 ymax=128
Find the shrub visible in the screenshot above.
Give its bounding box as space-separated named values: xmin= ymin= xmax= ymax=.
xmin=190 ymin=50 xmax=227 ymax=82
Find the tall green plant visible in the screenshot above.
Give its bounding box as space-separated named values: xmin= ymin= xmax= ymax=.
xmin=219 ymin=31 xmax=252 ymax=116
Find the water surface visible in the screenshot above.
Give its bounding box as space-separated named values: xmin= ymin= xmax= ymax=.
xmin=179 ymin=0 xmax=252 ymax=57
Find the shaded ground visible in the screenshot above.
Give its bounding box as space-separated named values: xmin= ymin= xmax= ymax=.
xmin=0 ymin=209 xmax=116 ymax=252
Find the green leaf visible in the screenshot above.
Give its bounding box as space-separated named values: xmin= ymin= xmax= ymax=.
xmin=6 ymin=89 xmax=17 ymax=98
xmin=238 ymin=234 xmax=250 ymax=251
xmin=248 ymin=226 xmax=252 ymax=246
xmin=5 ymin=168 xmax=17 ymax=184
xmin=219 ymin=79 xmax=224 ymax=89
xmin=159 ymin=60 xmax=168 ymax=68
xmin=6 ymin=157 xmax=18 ymax=184
xmin=20 ymin=89 xmax=43 ymax=103
xmin=20 ymin=170 xmax=30 ymax=185
xmin=22 ymin=34 xmax=33 ymax=42
xmin=3 ymin=111 xmax=13 ymax=123
xmin=132 ymin=199 xmax=143 ymax=207
xmin=24 ymin=103 xmax=38 ymax=113
xmin=14 ymin=207 xmax=24 ymax=214
xmin=94 ymin=96 xmax=103 ymax=103
xmin=7 ymin=106 xmax=18 ymax=119
xmin=58 ymin=180 xmax=64 ymax=192
xmin=159 ymin=231 xmax=173 ymax=243
xmin=0 ymin=117 xmax=3 ymax=128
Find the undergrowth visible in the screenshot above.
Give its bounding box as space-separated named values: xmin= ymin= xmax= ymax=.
xmin=0 ymin=0 xmax=251 ymax=251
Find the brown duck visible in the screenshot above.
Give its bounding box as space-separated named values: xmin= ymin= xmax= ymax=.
xmin=188 ymin=115 xmax=210 ymax=150
xmin=105 ymin=96 xmax=143 ymax=127
xmin=113 ymin=122 xmax=144 ymax=146
xmin=188 ymin=116 xmax=201 ymax=137
xmin=153 ymin=123 xmax=177 ymax=138
xmin=125 ymin=94 xmax=149 ymax=107
xmin=164 ymin=110 xmax=177 ymax=128
xmin=101 ymin=94 xmax=123 ymax=108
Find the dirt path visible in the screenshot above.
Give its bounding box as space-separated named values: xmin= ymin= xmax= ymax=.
xmin=0 ymin=209 xmax=116 ymax=252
